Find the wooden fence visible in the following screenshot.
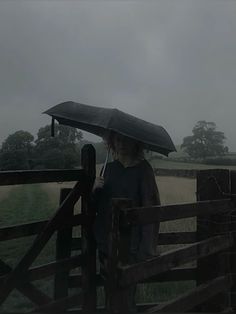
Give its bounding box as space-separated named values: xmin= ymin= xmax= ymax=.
xmin=106 ymin=169 xmax=236 ymax=313
xmin=0 ymin=145 xmax=235 ymax=313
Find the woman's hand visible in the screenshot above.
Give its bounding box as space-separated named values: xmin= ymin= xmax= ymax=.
xmin=92 ymin=177 xmax=105 ymax=192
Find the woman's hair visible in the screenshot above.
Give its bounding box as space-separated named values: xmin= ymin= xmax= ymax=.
xmin=104 ymin=132 xmax=144 ymax=160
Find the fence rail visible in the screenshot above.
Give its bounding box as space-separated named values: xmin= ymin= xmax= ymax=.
xmin=120 ymin=198 xmax=234 ymax=225
xmin=146 ymin=274 xmax=233 ymax=313
xmin=0 ymin=168 xmax=85 ymax=185
xmin=118 ymin=234 xmax=234 ymax=287
xmin=0 ymin=254 xmax=84 ymax=284
xmin=0 ymin=214 xmax=88 ymax=242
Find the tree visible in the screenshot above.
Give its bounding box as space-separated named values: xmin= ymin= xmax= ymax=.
xmin=35 ymin=124 xmax=82 ymax=149
xmin=0 ymin=131 xmax=34 ymax=170
xmin=181 ymin=121 xmax=228 ymax=160
xmin=34 ymin=124 xmax=83 ymax=169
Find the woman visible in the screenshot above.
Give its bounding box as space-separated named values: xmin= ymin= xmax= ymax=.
xmin=92 ymin=132 xmax=160 ymax=312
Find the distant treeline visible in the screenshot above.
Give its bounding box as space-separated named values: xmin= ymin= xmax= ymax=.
xmin=0 ymin=125 xmax=110 ymax=171
xmin=1 ymin=124 xmax=236 ymax=172
xmin=204 ymin=157 xmax=236 ymax=166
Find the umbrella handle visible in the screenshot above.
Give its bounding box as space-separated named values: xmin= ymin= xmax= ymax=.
xmin=100 ymin=146 xmax=110 ymax=178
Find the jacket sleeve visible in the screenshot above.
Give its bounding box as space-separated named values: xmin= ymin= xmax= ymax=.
xmin=138 ymin=161 xmax=161 ymax=260
xmin=140 ymin=162 xmax=160 ymax=207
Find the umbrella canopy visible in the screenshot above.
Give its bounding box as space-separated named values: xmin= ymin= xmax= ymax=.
xmin=44 ymin=101 xmax=176 ymax=156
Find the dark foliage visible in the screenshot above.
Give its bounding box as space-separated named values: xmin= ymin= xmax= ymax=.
xmin=0 ymin=125 xmax=83 ymax=170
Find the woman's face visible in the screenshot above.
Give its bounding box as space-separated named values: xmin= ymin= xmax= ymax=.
xmin=113 ymin=133 xmax=136 ymax=156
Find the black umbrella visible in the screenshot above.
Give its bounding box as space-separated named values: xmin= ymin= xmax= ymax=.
xmin=44 ymin=101 xmax=176 ymax=156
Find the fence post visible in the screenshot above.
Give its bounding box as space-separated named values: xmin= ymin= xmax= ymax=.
xmin=230 ymin=170 xmax=236 ymax=311
xmin=196 ymin=169 xmax=231 ymax=312
xmin=54 ymin=188 xmax=73 ymax=301
xmin=106 ymin=198 xmax=133 ymax=314
xmin=81 ymin=144 xmax=96 ymax=313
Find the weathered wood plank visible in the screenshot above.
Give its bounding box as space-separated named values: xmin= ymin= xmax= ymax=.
xmin=28 ymin=255 xmax=84 ymax=282
xmin=105 ymin=198 xmax=122 ymax=312
xmin=0 ymin=169 xmax=85 ymax=186
xmin=42 ymin=303 xmax=161 ymax=313
xmin=0 ymin=220 xmax=46 ymax=241
xmin=196 ymin=169 xmax=231 ymax=312
xmin=0 ymin=260 xmax=52 ymax=306
xmin=0 ymin=214 xmax=85 ymax=242
xmin=95 ymin=302 xmax=160 ymax=313
xmin=0 ymin=255 xmax=84 ymax=284
xmin=54 ymin=188 xmax=73 ymax=301
xmin=0 ymin=181 xmax=82 ymax=305
xmin=120 ymin=199 xmax=234 ymax=226
xmin=32 ymin=292 xmax=83 ymax=312
xmin=81 ymin=145 xmax=97 ymax=313
xmin=145 ymin=267 xmax=196 ymax=283
xmin=70 ymin=232 xmax=195 ymax=251
xmin=118 ymin=234 xmax=233 ymax=287
xmin=145 ymin=275 xmax=232 ymax=313
xmin=111 ymin=199 xmax=134 ymax=312
xmin=158 ymin=232 xmax=196 ymax=245
xmin=68 ymin=267 xmax=196 ymax=288
xmin=15 ymin=282 xmax=52 ymax=307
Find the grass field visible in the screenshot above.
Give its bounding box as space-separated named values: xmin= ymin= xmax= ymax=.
xmin=0 ymin=184 xmax=57 ymax=311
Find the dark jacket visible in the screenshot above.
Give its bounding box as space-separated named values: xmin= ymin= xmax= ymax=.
xmin=93 ymin=159 xmax=160 ymax=261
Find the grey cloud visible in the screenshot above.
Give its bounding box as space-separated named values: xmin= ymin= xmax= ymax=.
xmin=0 ymin=1 xmax=235 ymax=149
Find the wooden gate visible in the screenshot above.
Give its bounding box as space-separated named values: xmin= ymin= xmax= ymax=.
xmin=0 ymin=144 xmax=97 ymax=313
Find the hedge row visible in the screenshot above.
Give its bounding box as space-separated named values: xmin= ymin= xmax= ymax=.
xmin=154 ymin=168 xmax=196 ymax=178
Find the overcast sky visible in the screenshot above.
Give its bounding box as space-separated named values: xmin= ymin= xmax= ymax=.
xmin=0 ymin=0 xmax=236 ymax=150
